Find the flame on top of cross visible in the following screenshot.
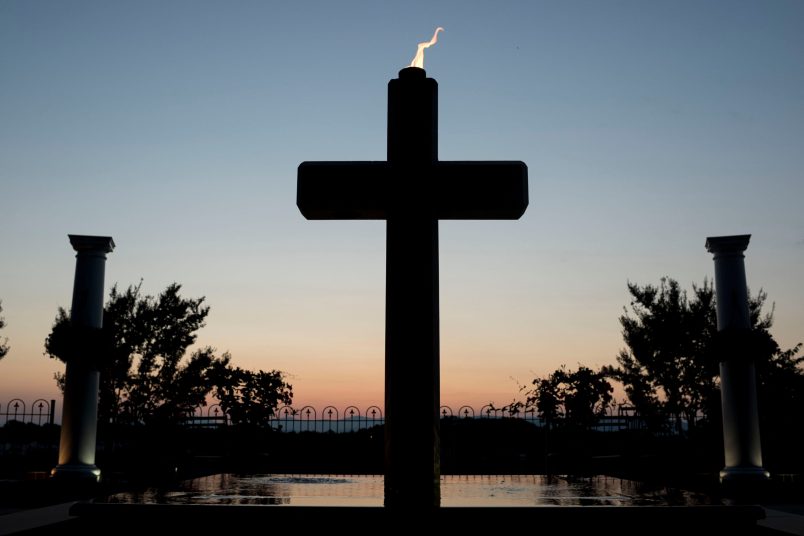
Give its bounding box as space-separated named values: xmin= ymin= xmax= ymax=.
xmin=409 ymin=27 xmax=444 ymax=69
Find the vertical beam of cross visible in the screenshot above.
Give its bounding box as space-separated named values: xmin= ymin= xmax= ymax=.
xmin=384 ymin=68 xmax=441 ymax=507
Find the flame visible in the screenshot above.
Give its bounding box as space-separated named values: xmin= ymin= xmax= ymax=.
xmin=409 ymin=27 xmax=444 ymax=69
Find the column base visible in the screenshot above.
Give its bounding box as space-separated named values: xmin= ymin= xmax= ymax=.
xmin=720 ymin=466 xmax=770 ymax=483
xmin=51 ymin=463 xmax=101 ymax=483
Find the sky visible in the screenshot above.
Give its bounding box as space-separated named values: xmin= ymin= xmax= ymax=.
xmin=1 ymin=0 xmax=803 ymax=418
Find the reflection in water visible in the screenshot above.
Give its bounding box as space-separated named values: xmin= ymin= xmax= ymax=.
xmin=106 ymin=474 xmax=719 ymax=507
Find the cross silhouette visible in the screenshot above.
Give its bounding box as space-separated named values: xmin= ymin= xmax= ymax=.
xmin=297 ymin=67 xmax=528 ymax=508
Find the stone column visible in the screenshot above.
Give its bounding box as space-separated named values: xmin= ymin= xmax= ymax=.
xmin=705 ymin=234 xmax=769 ymax=483
xmin=51 ymin=235 xmax=114 ymax=482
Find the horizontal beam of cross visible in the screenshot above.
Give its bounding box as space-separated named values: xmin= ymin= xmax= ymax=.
xmin=297 ymin=161 xmax=528 ymax=220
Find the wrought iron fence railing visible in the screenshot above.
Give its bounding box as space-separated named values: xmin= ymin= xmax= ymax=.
xmin=0 ymin=399 xmax=56 ymax=427
xmin=1 ymin=398 xmax=697 ymax=435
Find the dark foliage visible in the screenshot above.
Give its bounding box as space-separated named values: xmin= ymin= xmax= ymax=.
xmin=209 ymin=362 xmax=292 ymax=427
xmin=44 ymin=282 xmax=292 ymax=428
xmin=507 ymin=365 xmax=614 ymax=430
xmin=604 ymin=277 xmax=803 ymax=435
xmin=0 ymin=301 xmax=9 ymax=360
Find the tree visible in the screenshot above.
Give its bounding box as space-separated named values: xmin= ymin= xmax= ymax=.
xmin=45 ymin=282 xmax=293 ymax=427
xmin=209 ymin=363 xmax=293 ymax=427
xmin=510 ymin=365 xmax=614 ymax=430
xmin=0 ymin=301 xmax=8 ymax=360
xmin=604 ymin=277 xmax=803 ymax=434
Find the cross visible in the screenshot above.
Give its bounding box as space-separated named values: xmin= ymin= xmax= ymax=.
xmin=297 ymin=67 xmax=528 ymax=508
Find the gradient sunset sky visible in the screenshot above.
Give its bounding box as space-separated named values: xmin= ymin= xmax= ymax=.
xmin=1 ymin=0 xmax=803 ymax=415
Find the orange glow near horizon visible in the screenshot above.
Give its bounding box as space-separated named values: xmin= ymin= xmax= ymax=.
xmin=0 ymin=310 xmax=630 ymax=414
xmin=409 ymin=27 xmax=444 ymax=69
xmin=0 ymin=281 xmax=629 ymax=420
xmin=0 ymin=330 xmax=629 ymax=423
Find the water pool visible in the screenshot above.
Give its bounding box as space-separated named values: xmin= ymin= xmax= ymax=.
xmin=105 ymin=474 xmax=721 ymax=507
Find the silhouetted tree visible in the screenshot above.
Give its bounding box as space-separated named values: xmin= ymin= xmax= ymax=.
xmin=604 ymin=277 xmax=802 ymax=434
xmin=0 ymin=301 xmax=8 ymax=360
xmin=45 ymin=282 xmax=293 ymax=427
xmin=209 ymin=363 xmax=292 ymax=428
xmin=510 ymin=365 xmax=613 ymax=430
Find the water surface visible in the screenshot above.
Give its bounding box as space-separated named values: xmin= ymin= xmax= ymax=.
xmin=106 ymin=474 xmax=720 ymax=507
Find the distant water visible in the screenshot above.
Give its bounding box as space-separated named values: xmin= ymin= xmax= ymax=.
xmin=106 ymin=474 xmax=720 ymax=507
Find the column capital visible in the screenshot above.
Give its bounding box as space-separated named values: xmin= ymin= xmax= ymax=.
xmin=68 ymin=235 xmax=115 ymax=254
xmin=705 ymin=234 xmax=750 ymax=255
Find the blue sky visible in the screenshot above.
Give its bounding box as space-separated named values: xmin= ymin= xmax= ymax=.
xmin=1 ymin=0 xmax=802 ymax=410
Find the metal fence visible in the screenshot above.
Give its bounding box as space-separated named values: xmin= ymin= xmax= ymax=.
xmin=258 ymin=404 xmax=656 ymax=434
xmin=0 ymin=399 xmax=55 ymax=427
xmin=271 ymin=405 xmax=385 ymax=433
xmin=182 ymin=404 xmax=230 ymax=428
xmin=0 ymin=399 xmax=679 ymax=434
